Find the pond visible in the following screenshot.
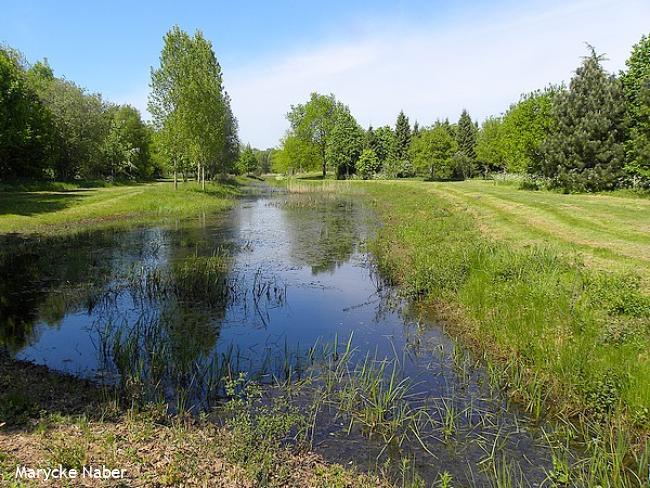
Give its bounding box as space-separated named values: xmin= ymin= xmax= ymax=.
xmin=0 ymin=186 xmax=555 ymax=486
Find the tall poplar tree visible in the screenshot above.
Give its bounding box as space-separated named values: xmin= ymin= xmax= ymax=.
xmin=149 ymin=26 xmax=235 ymax=188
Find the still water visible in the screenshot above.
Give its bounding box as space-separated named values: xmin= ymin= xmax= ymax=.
xmin=0 ymin=188 xmax=553 ymax=486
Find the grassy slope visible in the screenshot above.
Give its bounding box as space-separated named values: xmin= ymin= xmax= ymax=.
xmin=355 ymin=179 xmax=650 ymax=483
xmin=431 ymin=180 xmax=650 ymax=276
xmin=361 ymin=180 xmax=650 ymax=418
xmin=0 ymin=181 xmax=239 ymax=235
xmin=363 ymin=179 xmax=650 ymax=404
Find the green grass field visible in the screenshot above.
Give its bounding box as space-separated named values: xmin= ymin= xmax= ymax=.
xmin=0 ymin=180 xmax=240 ymax=235
xmin=428 ymin=180 xmax=650 ymax=277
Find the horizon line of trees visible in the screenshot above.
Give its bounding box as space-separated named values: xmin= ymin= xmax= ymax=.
xmin=272 ymin=35 xmax=650 ymax=192
xmin=1 ymin=45 xmax=158 ymax=181
xmin=1 ymin=26 xmax=243 ymax=185
xmin=3 ymin=32 xmax=649 ymax=192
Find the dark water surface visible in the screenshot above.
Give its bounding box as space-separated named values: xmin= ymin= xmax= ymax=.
xmin=0 ymin=188 xmax=554 ymax=486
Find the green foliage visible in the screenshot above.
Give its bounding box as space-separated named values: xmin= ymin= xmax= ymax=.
xmin=1 ymin=45 xmax=156 ymax=181
xmin=286 ymin=92 xmax=340 ymax=177
xmin=325 ymin=108 xmax=363 ymax=179
xmin=540 ymin=47 xmax=627 ymax=191
xmin=410 ymin=122 xmax=458 ymax=179
xmin=254 ymin=147 xmax=273 ymax=174
xmin=621 ymin=34 xmax=650 ymax=186
xmin=356 ymin=149 xmax=380 ymax=179
xmin=149 ymin=26 xmax=238 ymax=181
xmin=374 ymin=125 xmax=397 ymax=175
xmin=456 ymin=109 xmax=477 ymax=170
xmin=475 ymin=116 xmax=508 ymax=173
xmin=237 ymin=144 xmax=258 ymax=174
xmin=502 ymin=89 xmax=556 ymax=173
xmin=394 ymin=110 xmax=411 ymax=161
xmin=393 ymin=111 xmax=413 ymax=176
xmin=273 ymin=133 xmax=321 ymax=174
xmin=36 ymin=77 xmax=110 ymax=179
xmin=0 ymin=47 xmax=55 ymax=179
xmin=102 ymin=105 xmax=153 ymax=178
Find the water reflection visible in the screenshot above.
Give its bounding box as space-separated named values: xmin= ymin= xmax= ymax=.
xmin=0 ymin=190 xmax=554 ymax=486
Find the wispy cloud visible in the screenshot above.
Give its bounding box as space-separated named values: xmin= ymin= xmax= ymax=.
xmin=226 ymin=0 xmax=650 ymax=148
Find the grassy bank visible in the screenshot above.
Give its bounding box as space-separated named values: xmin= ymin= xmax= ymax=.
xmin=274 ymin=176 xmax=650 ymax=484
xmin=0 ymin=180 xmax=240 ymax=235
xmin=359 ymin=179 xmax=650 ymax=483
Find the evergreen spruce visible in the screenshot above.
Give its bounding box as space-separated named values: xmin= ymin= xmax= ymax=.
xmin=456 ymin=109 xmax=477 ymax=169
xmin=394 ymin=111 xmax=411 ymax=162
xmin=364 ymin=125 xmax=378 ymax=152
xmin=541 ymin=47 xmax=627 ymax=191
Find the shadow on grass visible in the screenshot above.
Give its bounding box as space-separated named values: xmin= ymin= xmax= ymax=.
xmin=0 ymin=191 xmax=87 ymax=217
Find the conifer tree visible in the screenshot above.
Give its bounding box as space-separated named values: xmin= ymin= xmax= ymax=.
xmin=456 ymin=109 xmax=477 ymax=172
xmin=394 ymin=111 xmax=411 ymax=162
xmin=364 ymin=125 xmax=378 ymax=152
xmin=541 ymin=47 xmax=627 ymax=191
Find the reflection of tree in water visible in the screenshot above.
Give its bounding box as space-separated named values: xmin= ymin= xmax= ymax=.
xmin=0 ymin=222 xmax=234 ymax=354
xmin=0 ymin=233 xmax=117 ymax=352
xmin=281 ymin=195 xmax=366 ymax=274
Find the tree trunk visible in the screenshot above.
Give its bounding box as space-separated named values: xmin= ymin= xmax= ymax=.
xmin=173 ymin=170 xmax=178 ymax=190
xmin=201 ymin=164 xmax=206 ymax=190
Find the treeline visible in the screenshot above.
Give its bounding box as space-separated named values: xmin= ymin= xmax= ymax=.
xmin=1 ymin=47 xmax=156 ymax=181
xmin=275 ymin=36 xmax=650 ymax=192
xmin=1 ymin=26 xmax=241 ymax=184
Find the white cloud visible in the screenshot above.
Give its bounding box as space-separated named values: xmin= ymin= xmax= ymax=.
xmin=226 ymin=0 xmax=650 ymax=148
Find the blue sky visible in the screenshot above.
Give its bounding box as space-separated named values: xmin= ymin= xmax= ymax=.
xmin=2 ymin=0 xmax=650 ymax=148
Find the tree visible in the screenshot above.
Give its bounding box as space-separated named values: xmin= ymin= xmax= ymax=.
xmin=502 ymin=88 xmax=556 ymax=174
xmin=149 ymin=26 xmax=235 ymax=188
xmin=364 ymin=126 xmax=377 ymax=151
xmin=540 ymin=47 xmax=627 ymax=191
xmin=237 ymin=145 xmax=257 ymax=175
xmin=410 ymin=122 xmax=458 ymax=180
xmin=456 ymin=109 xmax=477 ymax=175
xmin=374 ymin=125 xmax=396 ymax=176
xmin=215 ymin=91 xmax=239 ymax=177
xmin=621 ymin=34 xmax=650 ymax=186
xmin=273 ymin=133 xmax=321 ymax=174
xmin=287 ymin=93 xmax=340 ymax=178
xmin=394 ymin=110 xmax=412 ymax=176
xmin=475 ymin=116 xmax=508 ymax=174
xmin=356 ymin=149 xmax=380 ymax=179
xmin=102 ymin=105 xmax=152 ymax=179
xmin=255 ymin=148 xmax=273 ymax=174
xmin=0 ymin=48 xmax=55 ymax=179
xmin=325 ymin=107 xmax=363 ymax=179
xmin=35 ymin=77 xmax=109 ymax=179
